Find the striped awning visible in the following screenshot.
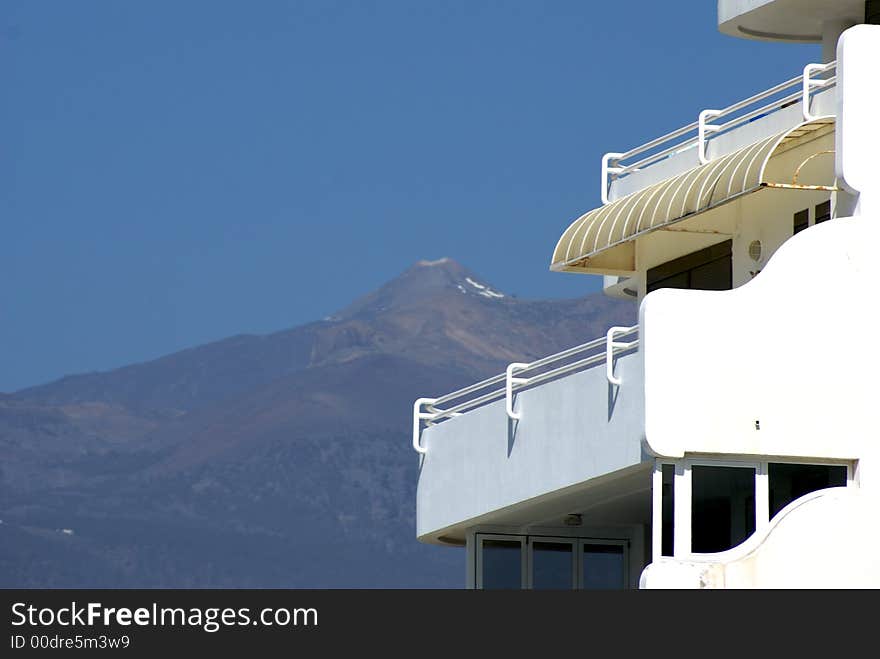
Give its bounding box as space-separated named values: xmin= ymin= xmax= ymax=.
xmin=551 ymin=117 xmax=836 ymax=274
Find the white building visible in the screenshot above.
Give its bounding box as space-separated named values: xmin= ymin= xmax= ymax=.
xmin=412 ymin=0 xmax=880 ymax=589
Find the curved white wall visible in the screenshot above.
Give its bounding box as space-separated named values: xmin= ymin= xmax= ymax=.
xmin=641 ymin=487 xmax=880 ymax=587
xmin=641 ymin=214 xmax=879 ymax=477
xmin=640 ymin=213 xmax=880 ymax=587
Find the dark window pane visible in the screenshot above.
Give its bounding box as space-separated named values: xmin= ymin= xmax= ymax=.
xmin=690 ymin=257 xmax=732 ymax=291
xmin=815 ymin=200 xmax=831 ymax=224
xmin=649 ymin=271 xmax=690 ymax=292
xmin=691 ymin=466 xmax=756 ymax=553
xmin=793 ymin=209 xmax=809 ymax=234
xmin=480 ymin=539 xmax=522 ymax=589
xmin=661 ymin=464 xmax=675 ymax=557
xmin=647 ymin=240 xmax=732 ymax=293
xmin=769 ymin=463 xmax=847 ymax=518
xmin=583 ymin=544 xmax=625 ymax=590
xmin=532 ymin=542 xmax=573 ymax=590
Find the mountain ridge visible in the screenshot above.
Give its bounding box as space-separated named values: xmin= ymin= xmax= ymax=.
xmin=1 ymin=258 xmax=636 ymax=587
xmin=16 ymin=258 xmax=629 ymax=410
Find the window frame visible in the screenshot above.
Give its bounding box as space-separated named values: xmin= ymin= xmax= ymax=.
xmin=686 ymin=459 xmax=760 ymax=555
xmin=474 ymin=533 xmax=527 ymax=590
xmin=767 ymin=460 xmax=850 ymax=519
xmin=579 ymin=538 xmax=629 ymax=590
xmin=473 ymin=532 xmax=631 ymax=590
xmin=653 ymin=457 xmax=854 ymax=559
xmin=646 ymin=240 xmax=733 ymax=294
xmin=526 ymin=536 xmax=577 ymax=590
xmin=815 ymin=199 xmax=832 ymax=224
xmin=793 ymin=208 xmax=810 ymax=234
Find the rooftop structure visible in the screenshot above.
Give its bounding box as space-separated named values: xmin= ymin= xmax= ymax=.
xmin=412 ymin=1 xmax=880 ymax=589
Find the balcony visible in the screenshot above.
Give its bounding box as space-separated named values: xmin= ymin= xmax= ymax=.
xmin=414 ymin=326 xmax=648 ymax=544
xmin=604 ymin=61 xmax=837 ymax=203
xmin=413 ymin=60 xmax=849 ymax=549
xmin=553 ymin=61 xmax=839 ymax=278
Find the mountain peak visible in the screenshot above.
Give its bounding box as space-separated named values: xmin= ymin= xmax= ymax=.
xmin=404 ymin=258 xmax=505 ymax=295
xmin=415 ymin=257 xmax=453 ymax=267
xmin=332 ymin=259 xmax=508 ymax=321
xmin=407 ymin=256 xmax=468 ymax=277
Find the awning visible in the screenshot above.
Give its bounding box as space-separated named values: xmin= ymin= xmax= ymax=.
xmin=551 ymin=117 xmax=837 ymax=274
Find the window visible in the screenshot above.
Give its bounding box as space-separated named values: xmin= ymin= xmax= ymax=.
xmin=661 ymin=464 xmax=675 ymax=557
xmin=792 ymin=201 xmax=831 ymax=235
xmin=581 ymin=542 xmax=626 ymax=590
xmin=768 ymin=463 xmax=847 ymax=518
xmin=531 ymin=540 xmax=575 ymax=590
xmin=793 ymin=209 xmax=809 ymax=234
xmin=475 ymin=533 xmax=629 ymax=590
xmin=691 ymin=465 xmax=756 ymax=553
xmin=654 ymin=459 xmax=852 ymax=559
xmin=815 ymin=200 xmax=831 ymax=224
xmin=477 ymin=536 xmax=524 ymax=589
xmin=646 ymin=240 xmax=732 ymax=294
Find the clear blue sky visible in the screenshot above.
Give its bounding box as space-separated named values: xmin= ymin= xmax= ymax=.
xmin=1 ymin=1 xmax=819 ymax=392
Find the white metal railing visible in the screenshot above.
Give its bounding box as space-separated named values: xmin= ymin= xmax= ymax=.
xmin=600 ymin=61 xmax=837 ymax=203
xmin=412 ymin=325 xmax=638 ymax=454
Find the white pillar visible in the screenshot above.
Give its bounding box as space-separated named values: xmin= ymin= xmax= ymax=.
xmin=835 ymin=25 xmax=880 ymax=216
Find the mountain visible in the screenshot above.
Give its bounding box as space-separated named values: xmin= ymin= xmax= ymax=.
xmin=0 ymin=259 xmax=636 ymax=587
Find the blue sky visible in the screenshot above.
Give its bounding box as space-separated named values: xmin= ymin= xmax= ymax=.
xmin=1 ymin=1 xmax=819 ymax=392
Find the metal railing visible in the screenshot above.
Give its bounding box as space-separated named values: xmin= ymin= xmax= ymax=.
xmin=601 ymin=61 xmax=837 ymax=204
xmin=412 ymin=325 xmax=638 ymax=453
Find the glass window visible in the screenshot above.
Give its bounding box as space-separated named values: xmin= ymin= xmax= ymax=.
xmin=480 ymin=538 xmax=522 ymax=589
xmin=582 ymin=544 xmax=626 ymax=590
xmin=769 ymin=463 xmax=847 ymax=518
xmin=793 ymin=209 xmax=809 ymax=234
xmin=475 ymin=534 xmax=629 ymax=590
xmin=691 ymin=465 xmax=756 ymax=553
xmin=815 ymin=200 xmax=831 ymax=224
xmin=531 ymin=541 xmax=574 ymax=590
xmin=646 ymin=240 xmax=732 ymax=293
xmin=661 ymin=464 xmax=675 ymax=557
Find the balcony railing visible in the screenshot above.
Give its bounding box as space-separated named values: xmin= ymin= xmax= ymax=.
xmin=413 ymin=325 xmax=638 ymax=453
xmin=601 ymin=60 xmax=837 ymax=204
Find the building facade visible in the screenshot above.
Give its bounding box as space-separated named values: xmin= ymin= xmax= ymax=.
xmin=413 ymin=0 xmax=880 ymax=589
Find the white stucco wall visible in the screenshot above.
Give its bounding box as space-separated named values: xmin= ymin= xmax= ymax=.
xmin=641 ymin=213 xmax=879 ymax=468
xmin=836 ymin=25 xmax=880 ymax=215
xmin=641 ymin=487 xmax=880 ymax=588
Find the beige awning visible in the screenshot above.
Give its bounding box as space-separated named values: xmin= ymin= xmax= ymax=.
xmin=551 ymin=117 xmax=837 ymax=274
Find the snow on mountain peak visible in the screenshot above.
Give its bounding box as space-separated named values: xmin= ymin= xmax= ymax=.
xmin=464 ymin=277 xmax=505 ymax=299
